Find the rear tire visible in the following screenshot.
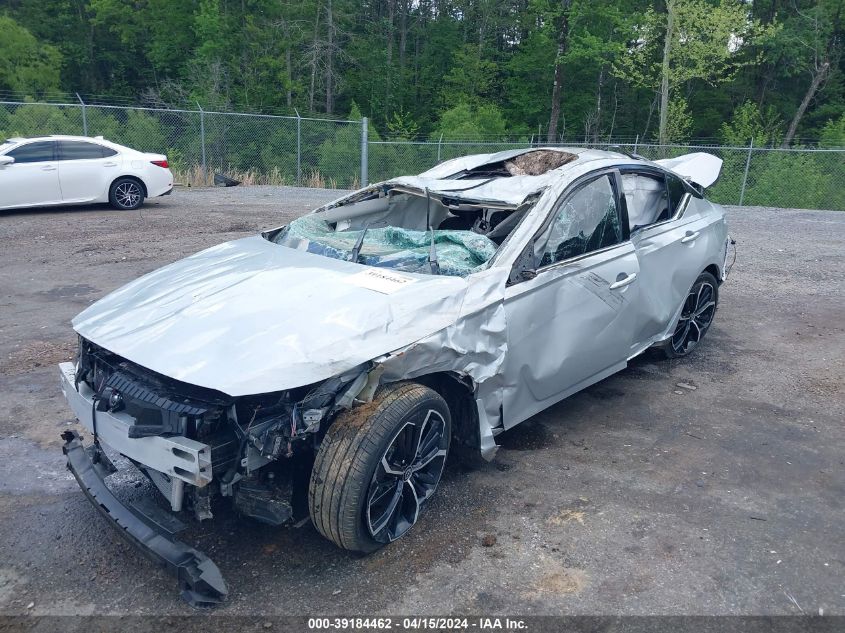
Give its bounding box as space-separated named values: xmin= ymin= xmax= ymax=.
xmin=308 ymin=382 xmax=450 ymax=552
xmin=109 ymin=177 xmax=145 ymax=210
xmin=664 ymin=271 xmax=719 ymax=358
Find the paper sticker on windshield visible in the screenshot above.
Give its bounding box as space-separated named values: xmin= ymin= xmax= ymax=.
xmin=347 ymin=269 xmax=417 ymax=294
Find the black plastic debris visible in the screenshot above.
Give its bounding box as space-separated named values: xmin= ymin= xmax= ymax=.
xmin=214 ymin=173 xmax=241 ymax=187
xmin=61 ymin=430 xmax=228 ymax=607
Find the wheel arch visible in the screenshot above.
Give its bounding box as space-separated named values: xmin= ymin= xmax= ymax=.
xmin=110 ymin=174 xmax=147 ymax=197
xmin=403 ymin=372 xmax=482 ymax=464
xmin=703 ymin=263 xmax=721 ymax=284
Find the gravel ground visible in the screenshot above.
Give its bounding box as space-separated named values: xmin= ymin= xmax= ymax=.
xmin=0 ymin=187 xmax=842 ymax=618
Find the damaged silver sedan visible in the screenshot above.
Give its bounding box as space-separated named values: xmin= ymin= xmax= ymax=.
xmin=58 ymin=147 xmax=733 ymax=604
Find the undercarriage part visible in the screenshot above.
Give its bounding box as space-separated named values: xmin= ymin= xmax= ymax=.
xmin=137 ymin=465 xmax=186 ymax=512
xmin=130 ymin=496 xmax=188 ymax=536
xmin=233 ymin=478 xmax=293 ymax=526
xmin=62 ymin=430 xmax=227 ymax=607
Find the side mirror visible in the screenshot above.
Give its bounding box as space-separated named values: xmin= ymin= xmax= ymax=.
xmin=0 ymin=155 xmax=14 ymax=166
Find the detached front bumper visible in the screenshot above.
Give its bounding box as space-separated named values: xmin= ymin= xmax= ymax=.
xmin=58 ymin=362 xmax=212 ymax=487
xmin=58 ymin=362 xmax=228 ymax=606
xmin=61 ymin=430 xmax=227 ymax=606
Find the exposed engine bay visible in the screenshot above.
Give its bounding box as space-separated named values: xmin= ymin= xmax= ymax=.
xmin=72 ymin=337 xmax=373 ymax=528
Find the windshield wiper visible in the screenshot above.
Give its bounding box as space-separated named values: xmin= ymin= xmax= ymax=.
xmin=425 ymin=188 xmax=441 ymax=275
xmin=349 ymin=220 xmax=372 ymax=263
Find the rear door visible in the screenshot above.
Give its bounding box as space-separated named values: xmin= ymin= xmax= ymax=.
xmin=0 ymin=141 xmax=61 ymax=209
xmin=57 ymin=140 xmax=119 ymax=202
xmin=623 ymin=168 xmax=711 ymax=349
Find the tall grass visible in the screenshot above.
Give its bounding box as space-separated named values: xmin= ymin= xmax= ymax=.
xmin=171 ymin=165 xmax=354 ymax=190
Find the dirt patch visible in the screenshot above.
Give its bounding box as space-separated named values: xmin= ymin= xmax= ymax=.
xmin=525 ymin=565 xmax=588 ymax=597
xmin=224 ymin=221 xmax=257 ymax=232
xmin=547 ymin=509 xmax=586 ymax=526
xmin=35 ymin=284 xmax=98 ymax=301
xmin=1 ymin=340 xmax=75 ymax=376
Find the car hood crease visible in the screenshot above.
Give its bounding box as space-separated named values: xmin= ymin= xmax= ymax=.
xmin=72 ymin=236 xmax=468 ymax=396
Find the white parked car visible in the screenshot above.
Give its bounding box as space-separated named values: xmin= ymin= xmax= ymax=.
xmin=0 ymin=135 xmax=173 ymax=211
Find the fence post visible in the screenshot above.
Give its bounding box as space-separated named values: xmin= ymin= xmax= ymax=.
xmin=196 ymin=102 xmax=207 ymax=185
xmin=437 ymin=133 xmax=443 ymax=163
xmin=361 ymin=116 xmax=369 ymax=187
xmin=634 ymin=134 xmax=639 ymax=154
xmin=294 ymin=108 xmax=302 ymax=187
xmin=76 ymin=93 xmax=87 ymax=136
xmin=739 ymin=137 xmax=754 ymax=206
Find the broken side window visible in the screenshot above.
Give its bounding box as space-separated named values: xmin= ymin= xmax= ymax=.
xmin=666 ymin=174 xmax=689 ymax=217
xmin=537 ymin=175 xmax=623 ymax=267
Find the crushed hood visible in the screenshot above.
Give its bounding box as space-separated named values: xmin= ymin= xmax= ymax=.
xmin=72 ymin=236 xmax=468 ymax=396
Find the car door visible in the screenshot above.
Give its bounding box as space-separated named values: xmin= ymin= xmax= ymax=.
xmin=623 ymin=168 xmax=712 ymax=349
xmin=0 ymin=141 xmax=61 ymax=209
xmin=501 ymin=170 xmax=641 ymax=429
xmin=57 ymin=140 xmax=119 ymax=202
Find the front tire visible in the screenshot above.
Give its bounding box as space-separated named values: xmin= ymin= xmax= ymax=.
xmin=109 ymin=177 xmax=145 ymax=210
xmin=665 ymin=271 xmax=719 ymax=358
xmin=309 ymin=382 xmax=451 ymax=553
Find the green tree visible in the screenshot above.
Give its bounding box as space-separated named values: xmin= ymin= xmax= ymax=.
xmin=0 ymin=16 xmax=62 ymax=96
xmin=820 ymin=114 xmax=845 ymax=148
xmin=617 ymin=0 xmax=773 ymax=144
xmin=433 ymin=102 xmax=507 ymax=140
xmin=441 ymin=44 xmax=499 ymax=106
xmin=720 ymin=101 xmax=782 ymax=147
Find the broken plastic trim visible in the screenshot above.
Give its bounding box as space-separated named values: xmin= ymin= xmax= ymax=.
xmin=61 ymin=430 xmax=228 ymax=607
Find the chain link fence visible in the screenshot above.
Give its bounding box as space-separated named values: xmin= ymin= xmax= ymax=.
xmin=2 ymin=100 xmax=843 ymax=210
xmin=369 ymin=140 xmax=845 ymax=211
xmin=0 ymin=100 xmax=360 ymax=188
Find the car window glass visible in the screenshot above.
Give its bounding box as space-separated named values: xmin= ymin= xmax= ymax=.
xmin=7 ymin=141 xmax=54 ymax=163
xmin=101 ymin=146 xmax=118 ymax=157
xmin=622 ymin=173 xmax=669 ymax=231
xmin=666 ymin=174 xmax=687 ymax=216
xmin=538 ymin=174 xmax=623 ymax=266
xmin=59 ymin=140 xmax=110 ymax=160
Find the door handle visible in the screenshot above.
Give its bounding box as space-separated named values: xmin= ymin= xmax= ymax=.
xmin=680 ymin=230 xmax=700 ymax=243
xmin=41 ymin=165 xmax=57 ymax=171
xmin=609 ymin=272 xmax=637 ymax=290
xmin=103 ymin=162 xmax=117 ymax=167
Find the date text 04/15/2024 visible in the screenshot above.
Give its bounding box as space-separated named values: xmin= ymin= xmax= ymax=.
xmin=307 ymin=618 xmax=528 ymax=630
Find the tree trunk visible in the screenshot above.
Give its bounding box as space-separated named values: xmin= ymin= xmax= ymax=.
xmin=592 ymin=66 xmax=605 ymax=144
xmin=546 ymin=3 xmax=571 ymax=143
xmin=386 ymin=0 xmax=396 ymax=119
xmin=658 ymin=0 xmax=676 ymax=146
xmin=399 ymin=0 xmax=408 ymax=102
xmin=308 ymin=3 xmax=322 ymax=113
xmin=325 ymin=0 xmax=334 ymax=114
xmin=547 ymin=59 xmax=564 ymax=142
xmin=782 ymin=61 xmax=830 ymax=148
xmin=285 ymin=43 xmax=293 ymax=108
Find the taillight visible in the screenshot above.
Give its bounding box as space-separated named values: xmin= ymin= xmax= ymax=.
xmin=151 ymin=159 xmax=169 ymax=168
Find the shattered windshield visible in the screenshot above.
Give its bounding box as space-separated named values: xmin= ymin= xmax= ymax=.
xmin=272 ymin=214 xmax=498 ymax=277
